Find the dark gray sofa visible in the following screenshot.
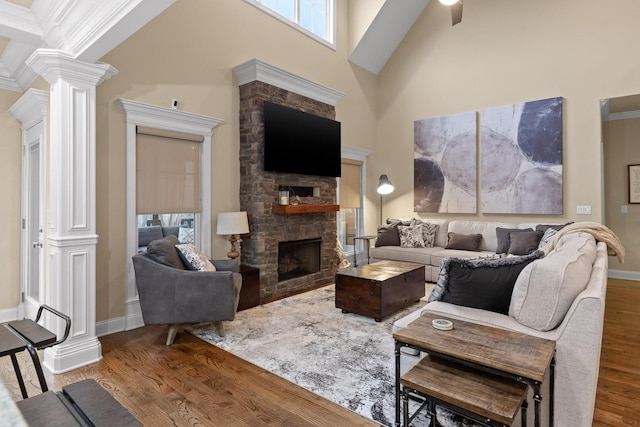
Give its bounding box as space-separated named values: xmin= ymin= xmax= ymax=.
xmin=137 ymin=226 xmax=181 ymax=252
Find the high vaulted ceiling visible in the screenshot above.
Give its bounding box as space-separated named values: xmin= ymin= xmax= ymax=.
xmin=0 ymin=0 xmax=175 ymax=92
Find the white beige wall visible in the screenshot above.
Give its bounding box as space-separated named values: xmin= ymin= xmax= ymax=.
xmin=0 ymin=90 xmax=24 ymax=310
xmin=373 ymin=0 xmax=640 ymax=253
xmin=603 ymin=118 xmax=640 ymax=272
xmin=94 ymin=0 xmax=378 ymax=321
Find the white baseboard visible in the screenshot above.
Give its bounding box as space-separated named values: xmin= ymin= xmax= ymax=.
xmin=0 ymin=306 xmax=19 ymax=323
xmin=607 ymin=269 xmax=640 ymax=281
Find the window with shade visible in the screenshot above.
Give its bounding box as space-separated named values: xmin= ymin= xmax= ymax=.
xmin=338 ymin=159 xmax=363 ymax=263
xmin=136 ymin=127 xmax=202 ymax=249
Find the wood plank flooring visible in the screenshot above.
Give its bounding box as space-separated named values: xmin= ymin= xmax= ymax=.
xmin=1 ymin=279 xmax=638 ymax=426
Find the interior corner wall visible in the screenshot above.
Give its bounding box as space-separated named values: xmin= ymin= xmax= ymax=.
xmin=374 ymin=0 xmax=640 ymax=236
xmin=0 ymin=90 xmax=24 ymax=311
xmin=93 ymin=0 xmax=378 ymax=323
xmin=603 ymin=118 xmax=640 ymax=273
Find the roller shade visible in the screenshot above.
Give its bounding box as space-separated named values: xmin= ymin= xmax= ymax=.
xmin=136 ymin=130 xmax=201 ymax=214
xmin=340 ymin=159 xmax=362 ymax=208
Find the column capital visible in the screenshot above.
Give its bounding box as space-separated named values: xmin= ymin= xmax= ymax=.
xmin=26 ymin=48 xmax=117 ymax=86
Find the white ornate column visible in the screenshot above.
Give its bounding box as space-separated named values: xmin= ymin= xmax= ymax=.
xmin=26 ymin=49 xmax=117 ymax=373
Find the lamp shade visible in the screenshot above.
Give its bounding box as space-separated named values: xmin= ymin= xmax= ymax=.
xmin=377 ymin=174 xmax=395 ymax=195
xmin=216 ymin=211 xmax=250 ymax=235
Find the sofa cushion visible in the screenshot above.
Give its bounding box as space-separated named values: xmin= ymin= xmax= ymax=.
xmin=398 ymin=225 xmax=426 ymax=248
xmin=509 ymin=232 xmax=597 ymax=331
xmin=370 ymin=246 xmax=437 ymax=265
xmin=138 ymin=226 xmax=164 ymax=247
xmin=162 ymin=225 xmax=180 ymax=238
xmin=175 ymin=244 xmax=217 ymax=272
xmin=146 ymin=235 xmax=185 ymax=269
xmin=508 ymin=230 xmax=543 ymax=255
xmin=496 ymin=227 xmax=531 ymax=254
xmin=411 ymin=219 xmax=440 ymax=248
xmin=375 ymin=223 xmax=402 ymax=247
xmin=445 ymin=232 xmax=482 ymax=251
xmin=535 ymin=222 xmax=572 ymax=233
xmin=428 ymin=250 xmax=543 ymax=314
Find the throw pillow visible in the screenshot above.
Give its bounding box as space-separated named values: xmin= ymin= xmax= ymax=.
xmin=145 ymin=235 xmax=185 ymax=270
xmin=428 ymin=250 xmax=544 ymax=314
xmin=535 ymin=222 xmax=573 ymax=233
xmin=538 ymin=227 xmax=558 ymax=249
xmin=496 ymin=227 xmax=531 ymax=254
xmin=445 ymin=232 xmax=482 ymax=251
xmin=508 ymin=230 xmax=544 ymax=255
xmin=411 ymin=219 xmax=440 ymax=248
xmin=398 ymin=225 xmax=426 ymax=248
xmin=374 ymin=223 xmax=402 ymax=247
xmin=178 ymin=227 xmax=195 ymax=244
xmin=175 ymin=244 xmax=217 ymax=272
xmin=510 ymin=233 xmax=597 ymax=331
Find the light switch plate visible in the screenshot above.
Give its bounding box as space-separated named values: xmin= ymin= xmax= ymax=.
xmin=576 ymin=205 xmax=592 ymax=215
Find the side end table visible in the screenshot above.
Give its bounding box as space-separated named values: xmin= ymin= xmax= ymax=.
xmin=238 ymin=265 xmax=260 ymax=311
xmin=353 ymin=235 xmax=377 ymax=267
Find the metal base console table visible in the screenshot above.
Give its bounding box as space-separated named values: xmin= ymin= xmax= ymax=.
xmin=393 ymin=312 xmax=555 ymax=427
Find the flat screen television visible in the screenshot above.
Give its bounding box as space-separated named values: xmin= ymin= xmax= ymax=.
xmin=263 ymin=101 xmax=341 ymax=177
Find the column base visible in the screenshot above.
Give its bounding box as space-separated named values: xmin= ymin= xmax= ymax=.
xmin=43 ymin=336 xmax=102 ymax=374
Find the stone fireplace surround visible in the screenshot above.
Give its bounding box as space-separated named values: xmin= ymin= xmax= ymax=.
xmin=236 ymin=64 xmax=344 ymax=304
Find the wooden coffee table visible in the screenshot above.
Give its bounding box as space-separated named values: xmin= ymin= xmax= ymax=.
xmin=393 ymin=312 xmax=556 ymax=427
xmin=335 ymin=260 xmax=425 ymax=322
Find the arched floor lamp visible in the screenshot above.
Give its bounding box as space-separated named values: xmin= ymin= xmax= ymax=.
xmin=377 ymin=174 xmax=394 ymax=225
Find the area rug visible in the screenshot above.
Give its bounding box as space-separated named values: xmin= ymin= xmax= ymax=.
xmin=188 ymin=284 xmax=430 ymax=426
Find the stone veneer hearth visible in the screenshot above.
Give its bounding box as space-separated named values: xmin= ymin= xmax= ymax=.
xmin=238 ymin=80 xmax=339 ymax=303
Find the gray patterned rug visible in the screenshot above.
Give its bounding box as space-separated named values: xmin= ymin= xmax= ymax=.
xmin=188 ymin=284 xmax=431 ymax=426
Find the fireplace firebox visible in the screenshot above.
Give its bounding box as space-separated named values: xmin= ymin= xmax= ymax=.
xmin=278 ymin=238 xmax=321 ymax=282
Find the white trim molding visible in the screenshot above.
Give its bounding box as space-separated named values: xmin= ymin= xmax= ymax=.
xmin=116 ymin=98 xmax=223 ymax=331
xmin=233 ymin=58 xmax=344 ymax=106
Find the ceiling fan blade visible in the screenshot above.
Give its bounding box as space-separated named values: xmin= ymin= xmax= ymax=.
xmin=451 ymin=0 xmax=463 ymax=26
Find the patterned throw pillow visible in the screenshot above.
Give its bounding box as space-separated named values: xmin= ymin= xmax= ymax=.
xmin=175 ymin=244 xmax=216 ymax=272
xmin=397 ymin=225 xmax=426 ymax=248
xmin=411 ymin=219 xmax=440 ymax=248
xmin=538 ymin=227 xmax=558 ymax=248
xmin=178 ymin=227 xmax=195 ymax=244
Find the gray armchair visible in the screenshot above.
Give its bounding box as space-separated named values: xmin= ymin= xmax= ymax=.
xmin=132 ymin=253 xmax=242 ymax=345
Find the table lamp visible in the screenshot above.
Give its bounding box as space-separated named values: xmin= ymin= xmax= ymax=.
xmin=216 ymin=211 xmax=250 ymax=259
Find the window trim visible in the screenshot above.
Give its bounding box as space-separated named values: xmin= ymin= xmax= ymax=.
xmin=244 ymin=0 xmax=336 ymax=50
xmin=116 ymin=98 xmax=222 ymax=330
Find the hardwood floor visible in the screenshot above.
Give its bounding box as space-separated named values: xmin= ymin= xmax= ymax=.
xmin=593 ymin=279 xmax=640 ymax=426
xmin=1 ymin=279 xmax=638 ymax=426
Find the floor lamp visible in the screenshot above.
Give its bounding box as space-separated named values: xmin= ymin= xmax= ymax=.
xmin=377 ymin=174 xmax=394 ymax=225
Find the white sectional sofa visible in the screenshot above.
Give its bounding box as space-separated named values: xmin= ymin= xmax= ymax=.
xmin=381 ymin=220 xmax=624 ymax=426
xmin=370 ymin=219 xmax=562 ymax=282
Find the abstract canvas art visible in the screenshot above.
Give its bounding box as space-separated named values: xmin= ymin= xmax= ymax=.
xmin=414 ymin=111 xmax=477 ymax=213
xmin=480 ymin=97 xmax=563 ymax=214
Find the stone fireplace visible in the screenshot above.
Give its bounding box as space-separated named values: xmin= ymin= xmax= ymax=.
xmin=234 ymin=59 xmax=345 ymax=304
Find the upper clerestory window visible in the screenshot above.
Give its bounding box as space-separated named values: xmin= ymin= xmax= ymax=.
xmin=245 ymin=0 xmax=336 ymax=48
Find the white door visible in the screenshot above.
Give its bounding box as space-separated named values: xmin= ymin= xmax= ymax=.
xmin=22 ymin=124 xmax=45 ymax=319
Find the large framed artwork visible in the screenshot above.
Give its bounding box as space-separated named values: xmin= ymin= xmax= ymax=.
xmin=629 ymin=164 xmax=640 ymax=204
xmin=480 ymin=97 xmax=563 ymax=214
xmin=414 ymin=111 xmax=477 ymax=213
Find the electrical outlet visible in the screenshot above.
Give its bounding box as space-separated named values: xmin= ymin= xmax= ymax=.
xmin=621 ymin=205 xmax=628 ymax=214
xmin=576 ymin=205 xmax=592 ymax=215
xmin=171 ymin=99 xmax=178 ymax=110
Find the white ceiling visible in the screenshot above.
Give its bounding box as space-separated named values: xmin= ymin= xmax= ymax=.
xmin=0 ymin=0 xmax=175 ymax=92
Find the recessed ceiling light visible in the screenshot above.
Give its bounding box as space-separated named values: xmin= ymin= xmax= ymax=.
xmin=439 ymin=0 xmax=459 ymax=5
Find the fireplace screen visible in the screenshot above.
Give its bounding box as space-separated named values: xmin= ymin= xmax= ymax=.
xmin=278 ymin=238 xmax=321 ymax=282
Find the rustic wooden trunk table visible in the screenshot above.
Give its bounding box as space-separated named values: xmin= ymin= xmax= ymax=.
xmin=335 ymin=260 xmax=425 ymax=322
xmin=392 ymin=312 xmax=556 ymax=427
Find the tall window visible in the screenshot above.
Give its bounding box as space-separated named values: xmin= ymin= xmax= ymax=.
xmin=136 ymin=127 xmax=202 ymax=249
xmin=247 ymin=0 xmax=335 ymax=46
xmin=339 ymin=159 xmax=363 ymax=264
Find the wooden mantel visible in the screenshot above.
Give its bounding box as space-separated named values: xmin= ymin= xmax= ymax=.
xmin=272 ymin=204 xmax=340 ymax=215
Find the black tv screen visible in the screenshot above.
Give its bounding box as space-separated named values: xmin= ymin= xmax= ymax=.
xmin=263 ymin=101 xmax=341 ymax=177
